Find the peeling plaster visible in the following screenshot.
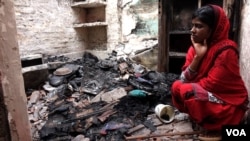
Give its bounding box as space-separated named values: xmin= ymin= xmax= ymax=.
xmin=121 ymin=0 xmax=158 ymax=39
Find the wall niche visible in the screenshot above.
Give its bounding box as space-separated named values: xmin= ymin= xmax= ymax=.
xmin=72 ymin=0 xmax=107 ymax=50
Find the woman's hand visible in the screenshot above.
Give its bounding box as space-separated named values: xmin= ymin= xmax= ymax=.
xmin=191 ymin=36 xmax=208 ymax=59
xmin=188 ymin=37 xmax=208 ymax=72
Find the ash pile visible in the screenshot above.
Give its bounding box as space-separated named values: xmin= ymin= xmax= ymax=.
xmin=27 ymin=51 xmax=179 ymax=141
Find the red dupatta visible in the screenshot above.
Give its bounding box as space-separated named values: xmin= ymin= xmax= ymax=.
xmin=182 ymin=5 xmax=248 ymax=106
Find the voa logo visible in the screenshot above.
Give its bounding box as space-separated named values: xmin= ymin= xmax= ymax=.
xmin=226 ymin=129 xmax=246 ymax=136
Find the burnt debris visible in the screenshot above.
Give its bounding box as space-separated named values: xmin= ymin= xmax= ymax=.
xmin=27 ymin=51 xmax=179 ymax=141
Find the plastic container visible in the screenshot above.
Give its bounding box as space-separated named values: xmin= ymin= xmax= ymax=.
xmin=154 ymin=104 xmax=175 ymax=123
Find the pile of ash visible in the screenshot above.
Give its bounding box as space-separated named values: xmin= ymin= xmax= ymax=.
xmin=27 ymin=51 xmax=179 ymax=141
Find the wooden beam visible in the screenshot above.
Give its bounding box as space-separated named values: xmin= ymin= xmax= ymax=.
xmin=0 ymin=0 xmax=32 ymax=140
xmin=125 ymin=131 xmax=202 ymax=140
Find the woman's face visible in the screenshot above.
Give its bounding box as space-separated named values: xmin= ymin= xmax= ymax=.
xmin=190 ymin=17 xmax=212 ymax=43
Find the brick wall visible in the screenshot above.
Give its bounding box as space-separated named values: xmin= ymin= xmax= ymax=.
xmin=15 ymin=0 xmax=85 ymax=57
xmin=14 ymin=0 xmax=158 ymax=57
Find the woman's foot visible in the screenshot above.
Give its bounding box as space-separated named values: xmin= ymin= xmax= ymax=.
xmin=198 ymin=130 xmax=222 ymax=141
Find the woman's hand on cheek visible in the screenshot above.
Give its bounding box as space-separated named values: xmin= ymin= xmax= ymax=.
xmin=191 ymin=37 xmax=208 ymax=59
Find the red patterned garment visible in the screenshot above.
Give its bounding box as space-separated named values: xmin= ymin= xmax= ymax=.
xmin=171 ymin=5 xmax=249 ymax=131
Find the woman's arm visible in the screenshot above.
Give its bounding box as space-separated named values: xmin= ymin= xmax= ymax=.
xmin=198 ymin=49 xmax=242 ymax=93
xmin=180 ymin=39 xmax=207 ymax=82
xmin=189 ymin=38 xmax=207 ymax=72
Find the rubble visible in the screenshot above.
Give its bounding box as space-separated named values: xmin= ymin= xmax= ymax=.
xmin=26 ymin=50 xmax=200 ymax=141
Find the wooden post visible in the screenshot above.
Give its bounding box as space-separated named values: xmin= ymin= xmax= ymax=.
xmin=157 ymin=0 xmax=169 ymax=72
xmin=0 ymin=0 xmax=32 ymax=141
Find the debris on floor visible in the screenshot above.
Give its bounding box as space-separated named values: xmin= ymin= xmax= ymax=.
xmin=26 ymin=51 xmax=200 ymax=141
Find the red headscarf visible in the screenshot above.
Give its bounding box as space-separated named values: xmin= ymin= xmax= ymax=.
xmin=182 ymin=5 xmax=248 ymax=106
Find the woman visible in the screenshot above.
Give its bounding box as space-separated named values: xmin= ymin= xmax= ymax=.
xmin=171 ymin=4 xmax=249 ymax=140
